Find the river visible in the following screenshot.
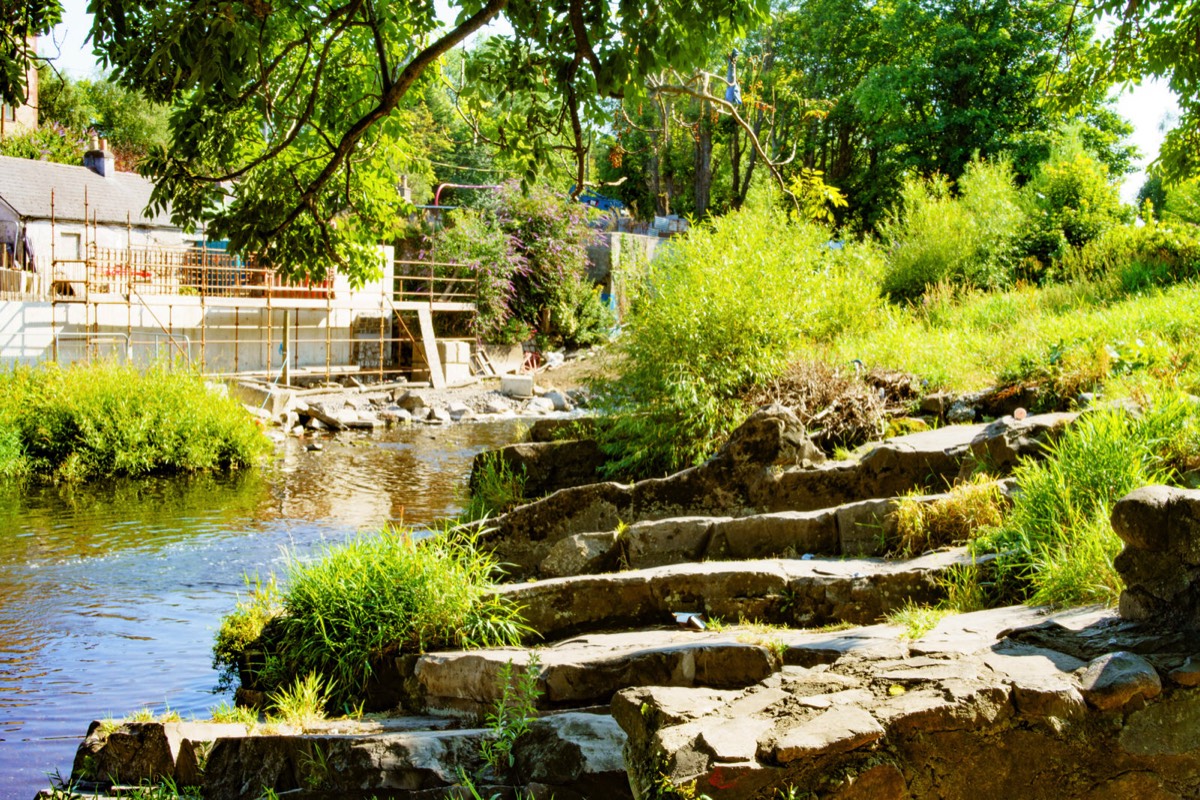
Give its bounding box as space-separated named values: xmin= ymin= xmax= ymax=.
xmin=0 ymin=420 xmax=525 ymax=799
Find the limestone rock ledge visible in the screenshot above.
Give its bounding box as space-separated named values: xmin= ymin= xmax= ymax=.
xmin=614 ymin=606 xmax=1200 ymax=800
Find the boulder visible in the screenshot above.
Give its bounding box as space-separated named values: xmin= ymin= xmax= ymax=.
xmin=470 ymin=439 xmax=608 ymax=501
xmin=1111 ymin=486 xmax=1200 ymax=630
xmin=72 ymin=720 xmax=248 ymax=787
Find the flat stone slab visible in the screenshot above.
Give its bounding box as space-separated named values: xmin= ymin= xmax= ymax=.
xmin=73 ymin=712 xmax=631 ymax=800
xmin=614 ymin=605 xmax=1200 ymax=800
xmin=499 ymin=550 xmax=975 ymax=642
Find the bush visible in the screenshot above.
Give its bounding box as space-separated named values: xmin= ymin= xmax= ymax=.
xmin=425 ymin=182 xmax=607 ymax=347
xmin=593 ymin=200 xmax=886 ymax=478
xmin=1020 ymin=141 xmax=1129 ymax=273
xmin=879 ymin=159 xmax=1024 ymax=299
xmin=427 ymin=208 xmax=527 ymax=343
xmin=216 ymin=526 xmax=529 ymax=707
xmin=0 ymin=361 xmax=270 ymax=481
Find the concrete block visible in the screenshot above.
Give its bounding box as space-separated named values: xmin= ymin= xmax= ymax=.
xmin=502 ymin=374 xmax=535 ymax=398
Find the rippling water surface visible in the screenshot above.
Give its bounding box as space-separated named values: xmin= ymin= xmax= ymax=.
xmin=0 ymin=420 xmax=524 ymax=799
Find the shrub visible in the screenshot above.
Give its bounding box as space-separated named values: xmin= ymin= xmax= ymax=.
xmin=425 ymin=182 xmax=606 ymax=347
xmin=1020 ymin=141 xmax=1129 ymax=273
xmin=593 ymin=201 xmax=886 ymax=477
xmin=427 ymin=208 xmax=527 ymax=343
xmin=216 ymin=525 xmax=529 ymax=707
xmin=0 ymin=361 xmax=269 ymax=481
xmin=879 ymin=159 xmax=1024 ymax=299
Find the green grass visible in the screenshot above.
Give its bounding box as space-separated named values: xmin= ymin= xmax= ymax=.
xmin=974 ymin=394 xmax=1200 ymax=606
xmin=823 ymin=279 xmax=1200 ymax=394
xmin=462 ymin=451 xmax=528 ymax=521
xmin=215 ymin=524 xmax=530 ymax=708
xmin=266 ymin=672 xmax=332 ymax=729
xmin=890 ymin=475 xmax=1007 ymax=555
xmin=0 ymin=361 xmax=270 ymax=481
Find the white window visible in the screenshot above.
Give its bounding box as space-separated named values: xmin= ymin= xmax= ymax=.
xmin=58 ymin=232 xmax=82 ymax=260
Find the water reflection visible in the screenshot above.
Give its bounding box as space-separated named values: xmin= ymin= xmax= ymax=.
xmin=0 ymin=419 xmax=523 ymax=799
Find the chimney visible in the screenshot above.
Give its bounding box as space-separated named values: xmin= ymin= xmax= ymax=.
xmin=83 ymin=136 xmax=115 ymax=178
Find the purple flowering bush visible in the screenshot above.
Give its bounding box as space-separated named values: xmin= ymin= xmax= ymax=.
xmin=428 ymin=181 xmax=611 ymax=346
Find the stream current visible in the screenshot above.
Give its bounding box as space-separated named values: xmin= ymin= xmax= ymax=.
xmin=0 ymin=420 xmax=525 ymax=798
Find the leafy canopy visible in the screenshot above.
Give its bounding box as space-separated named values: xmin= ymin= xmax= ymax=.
xmin=86 ymin=0 xmax=769 ymax=282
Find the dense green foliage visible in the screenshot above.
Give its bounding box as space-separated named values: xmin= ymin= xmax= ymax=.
xmin=880 ymin=159 xmax=1024 ymax=299
xmin=0 ymin=362 xmax=269 ymax=482
xmin=36 ymin=70 xmax=172 ymax=169
xmin=214 ymin=526 xmax=528 ymax=708
xmin=594 ymin=199 xmax=885 ymax=476
xmin=1079 ymin=0 xmax=1200 ymax=183
xmin=0 ymin=1 xmax=59 ymax=105
xmin=594 ymin=0 xmax=1133 ymax=228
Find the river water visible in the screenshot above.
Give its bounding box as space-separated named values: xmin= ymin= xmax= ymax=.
xmin=0 ymin=420 xmax=525 ymax=799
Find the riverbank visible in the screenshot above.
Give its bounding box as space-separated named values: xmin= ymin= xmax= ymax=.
xmin=0 ymin=421 xmax=529 ymax=800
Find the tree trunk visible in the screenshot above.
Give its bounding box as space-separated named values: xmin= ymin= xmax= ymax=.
xmin=694 ymin=100 xmax=713 ymax=217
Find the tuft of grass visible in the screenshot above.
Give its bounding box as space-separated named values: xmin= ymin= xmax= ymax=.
xmin=216 ymin=524 xmax=530 ymax=708
xmin=891 ymin=475 xmax=1007 ymax=555
xmin=209 ymin=701 xmax=259 ymax=727
xmin=886 ymin=601 xmax=951 ymax=640
xmin=0 ymin=361 xmax=270 ymax=482
xmin=462 ymin=452 xmax=528 ymax=521
xmin=125 ymin=707 xmax=182 ymax=723
xmin=266 ymin=672 xmax=331 ymax=729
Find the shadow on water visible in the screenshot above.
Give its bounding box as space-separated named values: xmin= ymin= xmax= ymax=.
xmin=0 ymin=419 xmax=526 ymax=798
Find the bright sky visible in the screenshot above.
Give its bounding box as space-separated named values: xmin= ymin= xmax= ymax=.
xmin=40 ymin=0 xmax=1180 ymax=203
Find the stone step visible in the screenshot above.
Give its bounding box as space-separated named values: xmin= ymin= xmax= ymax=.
xmin=396 ymin=612 xmax=997 ymax=717
xmin=538 ymin=488 xmax=991 ymax=578
xmin=483 ymin=406 xmax=1073 ymax=579
xmin=64 ymin=712 xmax=630 ymax=800
xmin=498 ymin=549 xmax=978 ymax=643
xmin=613 ymin=605 xmax=1200 ymax=800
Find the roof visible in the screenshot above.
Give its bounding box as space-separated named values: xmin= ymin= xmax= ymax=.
xmin=0 ymin=155 xmax=177 ymax=228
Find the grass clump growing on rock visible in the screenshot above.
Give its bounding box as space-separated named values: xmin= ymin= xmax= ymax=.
xmin=891 ymin=475 xmax=1008 ymax=555
xmin=0 ymin=361 xmax=269 ymax=482
xmin=975 ymin=394 xmax=1200 ymax=606
xmin=214 ymin=525 xmax=528 ymax=708
xmin=462 ymin=451 xmax=528 ymax=521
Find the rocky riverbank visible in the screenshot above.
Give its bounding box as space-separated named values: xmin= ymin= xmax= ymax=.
xmin=48 ymin=406 xmax=1200 ymax=799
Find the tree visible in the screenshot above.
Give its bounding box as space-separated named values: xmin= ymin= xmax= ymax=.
xmin=0 ymin=1 xmax=60 ymax=107
xmin=756 ymin=0 xmax=1124 ymax=230
xmin=37 ymin=69 xmax=172 ymax=169
xmin=88 ymin=0 xmax=769 ymax=282
xmin=1080 ymin=0 xmax=1200 ymax=182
